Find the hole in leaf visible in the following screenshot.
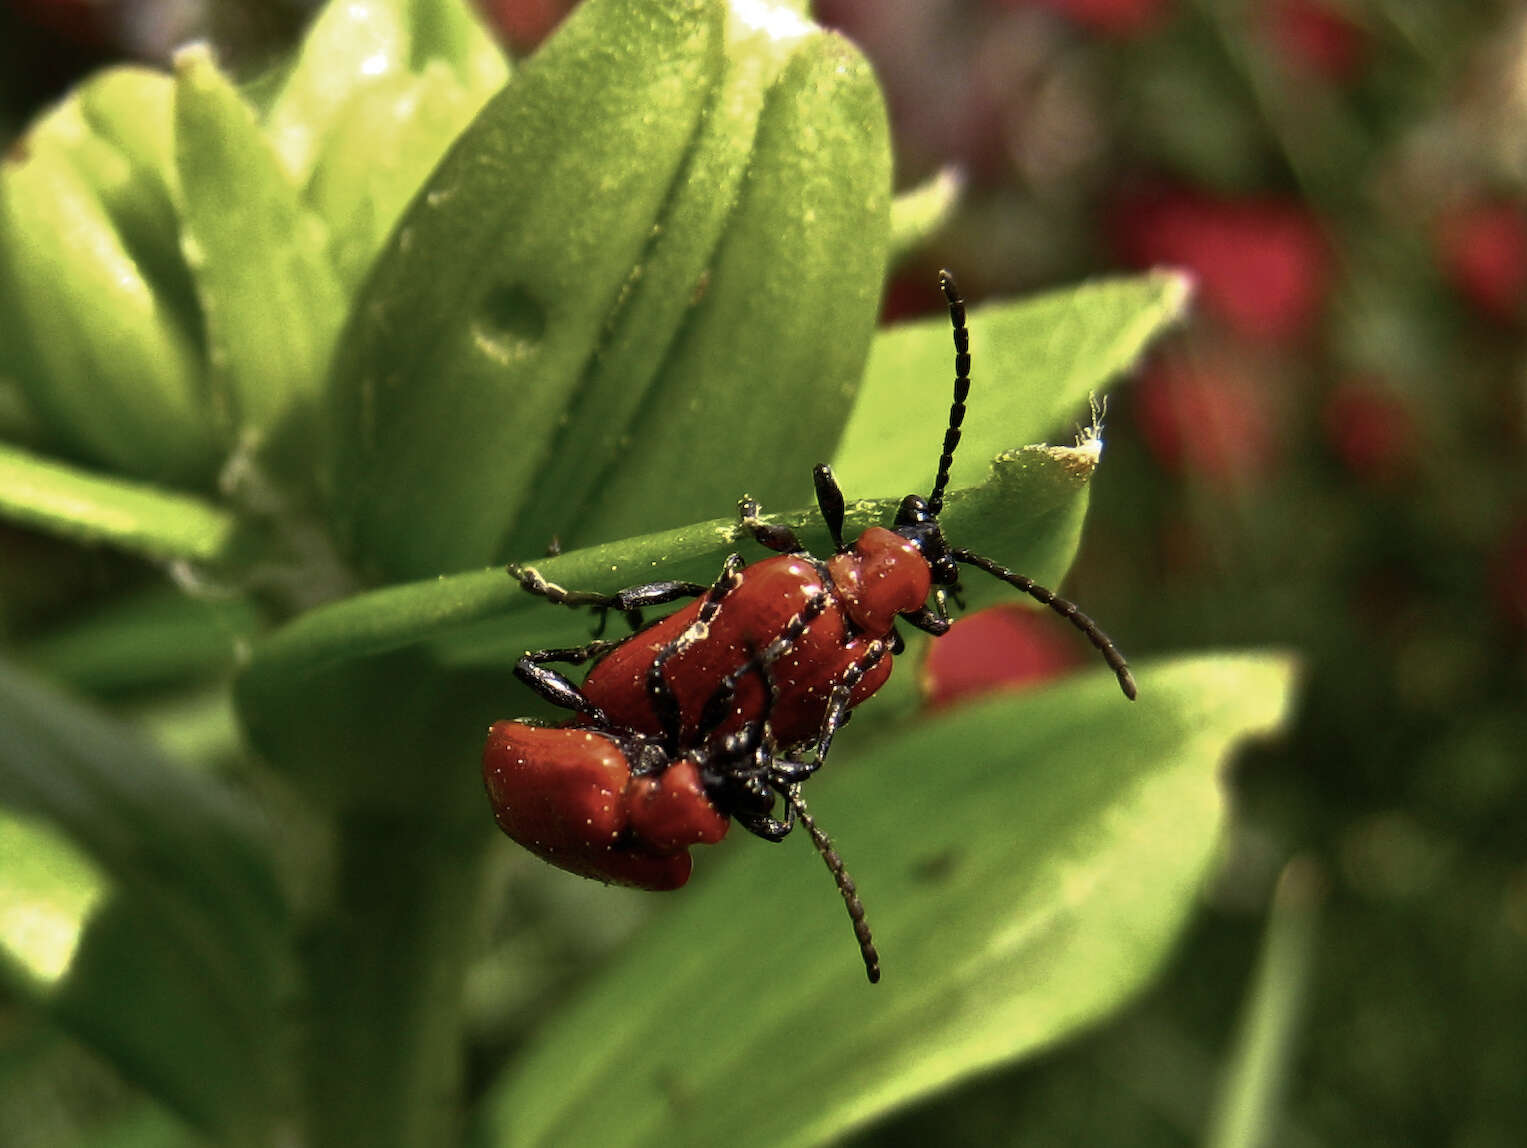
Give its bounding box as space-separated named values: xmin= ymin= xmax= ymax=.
xmin=474 ymin=283 xmax=547 ymax=366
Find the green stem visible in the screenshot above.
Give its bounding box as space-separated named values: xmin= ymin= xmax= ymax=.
xmin=0 ymin=440 xmax=241 ymax=564
xmin=305 ymin=814 xmax=489 ymax=1148
xmin=1205 ymin=856 xmax=1325 ymax=1148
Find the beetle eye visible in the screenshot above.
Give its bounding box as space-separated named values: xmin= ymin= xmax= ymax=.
xmin=894 ymin=494 xmax=927 ymax=527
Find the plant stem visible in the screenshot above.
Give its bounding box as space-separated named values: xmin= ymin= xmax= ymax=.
xmin=1205 ymin=856 xmax=1325 ymax=1148
xmin=304 ymin=814 xmax=489 ymax=1148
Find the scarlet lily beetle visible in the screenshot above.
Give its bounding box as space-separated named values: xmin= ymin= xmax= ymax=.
xmin=489 ymin=270 xmax=1135 ymax=983
xmin=484 ymin=653 xmax=881 ymax=978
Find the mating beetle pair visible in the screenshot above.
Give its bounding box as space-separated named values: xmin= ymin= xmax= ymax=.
xmin=483 ymin=271 xmax=1135 ymax=983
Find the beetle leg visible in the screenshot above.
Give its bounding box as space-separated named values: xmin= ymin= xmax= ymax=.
xmin=736 ymin=497 xmax=803 ymax=553
xmin=733 ymin=799 xmax=795 ymax=843
xmin=768 ymin=755 xmax=820 ymax=785
xmin=513 ymin=641 xmax=621 ymax=723
xmin=812 ymin=637 xmax=892 ymax=766
xmin=901 ymin=604 xmax=951 ymax=636
xmin=646 ymin=554 xmax=748 ymax=748
xmin=509 ymin=563 xmax=709 ymax=634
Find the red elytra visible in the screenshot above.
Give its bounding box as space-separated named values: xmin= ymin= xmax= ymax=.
xmin=482 ymin=722 xmax=728 ymax=891
xmin=580 ymin=529 xmax=927 ymax=748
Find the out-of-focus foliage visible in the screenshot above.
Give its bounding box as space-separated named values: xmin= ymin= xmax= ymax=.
xmin=818 ymin=1 xmax=1527 ymax=1145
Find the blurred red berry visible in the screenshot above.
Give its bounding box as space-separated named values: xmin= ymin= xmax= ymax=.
xmin=880 ymin=269 xmax=945 ymax=325
xmin=1112 ymin=188 xmax=1330 ymax=343
xmin=1134 ymin=353 xmax=1281 ymax=481
xmin=922 ymin=604 xmax=1084 ymax=709
xmin=1266 ymin=0 xmax=1367 ymax=84
xmin=1436 ymin=201 xmax=1527 ymax=323
xmin=999 ymin=0 xmax=1173 ymax=39
xmin=1322 ymin=379 xmax=1420 ymax=483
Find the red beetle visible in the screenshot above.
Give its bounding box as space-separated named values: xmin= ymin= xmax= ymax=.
xmin=484 ymin=671 xmax=880 ymax=979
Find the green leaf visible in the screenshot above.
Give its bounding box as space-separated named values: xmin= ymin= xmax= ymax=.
xmin=888 ymin=166 xmax=963 ymax=264
xmin=833 ymin=271 xmax=1192 ymax=501
xmin=0 ymin=658 xmax=292 ymax=1143
xmin=504 ymin=5 xmax=885 ymax=554
xmin=74 ymin=68 xmax=179 ymax=196
xmin=174 ymin=44 xmax=347 ymax=462
xmin=0 ymin=808 xmax=108 ymax=987
xmin=325 ymin=0 xmax=727 ymax=581
xmin=476 ymin=653 xmax=1297 ymax=1147
xmin=69 ymin=68 xmax=204 ymax=340
xmin=0 ymin=89 xmax=218 ymax=486
xmin=405 ymin=0 xmax=511 ymax=94
xmin=0 ymin=441 xmax=241 ymax=564
xmin=264 ymin=0 xmax=508 ymax=184
xmin=305 ymin=62 xmax=498 ymax=290
xmin=562 ymin=24 xmax=890 ymax=548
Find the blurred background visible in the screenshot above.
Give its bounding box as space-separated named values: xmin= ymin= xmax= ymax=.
xmin=3 ymin=0 xmax=1525 ymax=1144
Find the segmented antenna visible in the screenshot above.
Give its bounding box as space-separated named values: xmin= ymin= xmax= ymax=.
xmin=929 ymin=270 xmax=972 ymax=518
xmin=784 ymin=785 xmax=881 ymax=984
xmin=949 ymin=548 xmax=1138 ymax=701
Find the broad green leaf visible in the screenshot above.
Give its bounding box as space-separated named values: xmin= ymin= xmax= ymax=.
xmin=0 ymin=658 xmax=292 ymax=1143
xmin=0 ymin=441 xmax=240 ymax=564
xmin=174 ymin=45 xmax=347 ymax=460
xmin=477 ymin=653 xmax=1297 ymax=1148
xmin=306 ymin=62 xmax=497 ymax=290
xmin=75 ymin=69 xmax=179 ymax=205
xmin=264 ymin=0 xmax=414 ymax=179
xmin=405 ymin=0 xmax=510 ymax=94
xmin=235 ymin=442 xmax=1090 ymax=813
xmin=264 ymin=0 xmax=508 ymax=184
xmin=508 ymin=5 xmax=885 ymax=553
xmin=834 ymin=271 xmax=1192 ymax=500
xmin=71 ymin=69 xmax=208 ymax=376
xmin=325 ymin=0 xmax=726 ymax=581
xmin=0 ymin=94 xmax=217 ymax=486
xmin=569 ymin=27 xmax=890 ymax=547
xmin=888 ymin=166 xmax=964 ymax=264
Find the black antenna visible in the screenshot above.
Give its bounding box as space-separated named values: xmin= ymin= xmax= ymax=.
xmin=784 ymin=785 xmax=881 ymax=983
xmin=949 ymin=548 xmax=1138 ymax=700
xmin=929 ymin=270 xmax=972 ymax=517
